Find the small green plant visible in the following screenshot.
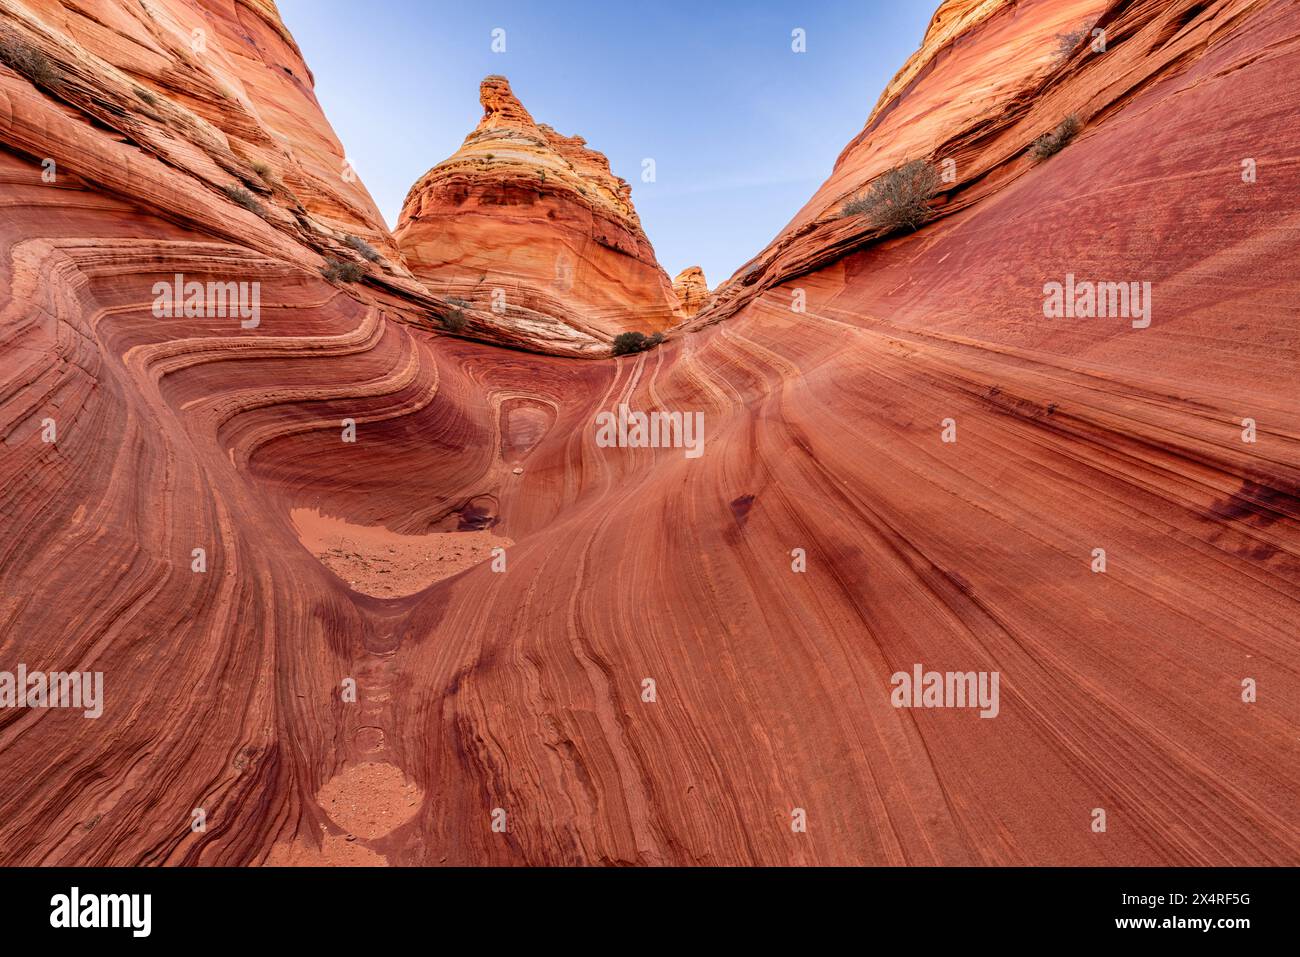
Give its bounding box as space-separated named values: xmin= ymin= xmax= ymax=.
xmin=0 ymin=38 xmax=63 ymax=91
xmin=1031 ymin=115 xmax=1081 ymax=161
xmin=343 ymin=234 xmax=381 ymax=262
xmin=322 ymin=258 xmax=366 ymax=283
xmin=223 ymin=183 xmax=266 ymax=216
xmin=611 ymin=331 xmax=665 ymax=356
xmin=133 ymin=86 xmax=157 ymax=105
xmin=841 ymin=159 xmax=940 ymax=234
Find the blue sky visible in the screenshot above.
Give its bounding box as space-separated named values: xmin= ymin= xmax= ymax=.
xmin=277 ymin=0 xmax=935 ymax=285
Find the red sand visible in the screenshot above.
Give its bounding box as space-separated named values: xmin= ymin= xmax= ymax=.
xmin=292 ymin=508 xmax=513 ymax=598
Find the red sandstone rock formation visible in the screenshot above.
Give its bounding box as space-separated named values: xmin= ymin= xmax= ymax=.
xmin=395 ymin=76 xmax=683 ymax=356
xmin=672 ymin=265 xmax=710 ymax=318
xmin=696 ymin=0 xmax=1108 ymax=323
xmin=0 ymin=0 xmax=1297 ymax=869
xmin=0 ymin=0 xmax=414 ymax=276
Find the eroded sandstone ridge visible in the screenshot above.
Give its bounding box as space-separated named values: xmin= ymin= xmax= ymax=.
xmin=0 ymin=0 xmax=1297 ymax=866
xmin=696 ymin=0 xmax=1110 ymax=323
xmin=0 ymin=0 xmax=421 ymax=284
xmin=395 ymin=76 xmax=683 ymax=354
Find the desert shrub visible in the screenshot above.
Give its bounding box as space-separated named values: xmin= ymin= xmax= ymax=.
xmin=0 ymin=39 xmax=63 ymax=91
xmin=1054 ymin=27 xmax=1089 ymax=61
xmin=841 ymin=159 xmax=940 ymax=234
xmin=611 ymin=331 xmax=665 ymax=356
xmin=1031 ymin=115 xmax=1081 ymax=161
xmin=133 ymin=86 xmax=157 ymax=105
xmin=438 ymin=297 xmax=470 ymax=332
xmin=250 ymin=159 xmax=271 ymax=178
xmin=343 ymin=234 xmax=381 ymax=262
xmin=223 ymin=184 xmax=266 ymax=216
xmin=322 ymin=258 xmax=366 ymax=283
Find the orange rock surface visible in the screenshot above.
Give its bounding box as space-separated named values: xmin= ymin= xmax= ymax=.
xmin=395 ymin=76 xmax=683 ymax=356
xmin=672 ymin=265 xmax=710 ymax=318
xmin=0 ymin=0 xmax=1297 ymax=867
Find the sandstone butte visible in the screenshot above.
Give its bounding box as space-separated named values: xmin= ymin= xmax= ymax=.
xmin=395 ymin=75 xmax=684 ymax=354
xmin=0 ymin=0 xmax=1296 ymax=866
xmin=671 ymin=265 xmax=711 ymax=319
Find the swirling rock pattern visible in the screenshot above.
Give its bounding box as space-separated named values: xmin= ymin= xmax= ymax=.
xmin=0 ymin=0 xmax=1297 ymax=867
